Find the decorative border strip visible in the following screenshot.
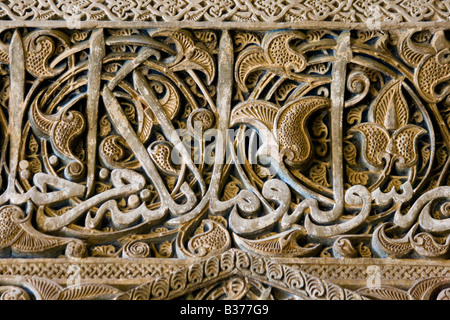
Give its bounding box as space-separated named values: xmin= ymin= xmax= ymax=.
xmin=2 ymin=250 xmax=450 ymax=289
xmin=3 ymin=249 xmax=450 ymax=299
xmin=0 ymin=249 xmax=366 ymax=300
xmin=290 ymin=258 xmax=450 ymax=288
xmin=0 ymin=257 xmax=188 ymax=285
xmin=0 ymin=0 xmax=448 ymax=28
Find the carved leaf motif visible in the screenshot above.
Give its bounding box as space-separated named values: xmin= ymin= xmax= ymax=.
xmin=0 ymin=44 xmax=8 ymax=64
xmin=151 ymin=274 xmax=170 ymax=299
xmin=149 ymin=141 xmax=179 ymax=176
xmin=71 ymin=30 xmax=91 ymax=43
xmin=123 ymin=104 xmax=137 ymax=125
xmin=0 ymin=73 xmax=9 ymax=109
xmin=12 ymin=232 xmax=66 ymax=253
xmin=275 ymin=82 xmax=297 ymax=102
xmin=389 ymin=124 xmax=427 ymax=167
xmin=187 ymin=262 xmax=204 ymax=285
xmin=311 ymin=112 xmax=328 ymax=138
xmin=99 ymin=135 xmax=140 ymax=170
xmin=99 ymin=115 xmax=112 ymax=138
xmin=184 ymin=48 xmax=215 ymax=84
xmin=357 ymin=243 xmax=372 ymax=257
xmin=357 ymin=286 xmax=410 ymax=300
xmin=234 ymin=32 xmax=260 ymax=52
xmin=24 ymin=32 xmax=67 ymax=79
xmin=344 ymin=141 xmax=358 ymax=166
xmin=95 ymin=182 xmax=112 ymax=194
xmin=350 ymin=123 xmax=390 ymax=169
xmin=235 ymin=46 xmax=268 ymax=93
xmin=91 ymin=245 xmax=117 ymax=257
xmin=193 ymin=31 xmax=217 ymax=52
xmin=309 ymin=163 xmax=330 ymax=187
xmin=332 ymin=237 xmax=357 ymax=258
xmin=264 ymin=31 xmax=306 ymax=75
xmin=29 ymin=93 xmax=86 ymax=180
xmin=146 ymin=74 xmax=181 ymax=123
xmin=411 ymin=233 xmax=450 ymax=258
xmin=276 ymin=97 xmax=330 ymax=168
xmin=415 ymin=39 xmax=450 ymax=103
xmin=50 ymin=111 xmax=86 ymax=162
xmin=115 ymin=282 xmax=152 ymax=300
xmin=221 ymin=181 xmax=240 ymax=201
xmin=235 ymin=31 xmax=307 ymax=92
xmin=436 ymin=145 xmax=448 ymax=169
xmin=385 ymin=178 xmax=404 ymax=193
xmin=154 ymin=241 xmax=173 ymax=258
xmin=315 ymin=141 xmax=328 ymax=158
xmin=233 ymin=229 xmax=320 ymax=257
xmin=153 ymin=30 xmax=215 ymax=85
xmin=0 ymin=206 xmax=23 ymax=248
xmin=303 ymin=272 xmax=325 ymax=299
xmin=420 ymin=144 xmax=431 ymax=171
xmin=187 ymin=220 xmax=231 ymax=258
xmin=28 ymin=134 xmax=39 ymax=154
xmin=169 ymin=269 xmax=187 ymax=292
xmin=204 ymin=256 xmax=220 ymax=278
xmin=26 ymin=278 xmax=62 ymax=300
xmin=347 ymin=104 xmax=367 ymax=125
xmin=307 ymin=62 xmax=331 ymax=75
xmin=346 ymin=166 xmax=369 ymax=186
xmin=370 ymin=79 xmax=409 ymax=130
xmin=60 ymin=284 xmax=120 ymax=300
xmin=255 ymin=164 xmax=274 ymax=179
xmin=408 ymin=277 xmax=450 ymax=300
xmin=29 ymin=93 xmax=55 ymax=137
xmin=372 ymin=223 xmax=413 ymax=258
xmin=326 ymin=283 xmax=345 ymax=300
xmin=398 ymin=30 xmax=428 ymax=68
xmin=250 ymin=255 xmax=265 ymax=275
xmin=283 ymin=265 xmax=305 ymax=290
xmin=230 ymin=100 xmax=279 ymax=130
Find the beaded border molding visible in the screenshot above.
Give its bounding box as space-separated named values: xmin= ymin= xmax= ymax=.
xmin=0 ymin=0 xmax=449 ymax=300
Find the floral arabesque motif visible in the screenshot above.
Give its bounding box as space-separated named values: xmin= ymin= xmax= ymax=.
xmin=350 ymin=79 xmax=426 ymax=173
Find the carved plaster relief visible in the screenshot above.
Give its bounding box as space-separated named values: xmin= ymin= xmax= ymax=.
xmin=0 ymin=0 xmax=449 ymax=301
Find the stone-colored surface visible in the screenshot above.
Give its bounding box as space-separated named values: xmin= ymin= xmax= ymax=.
xmin=0 ymin=0 xmax=449 ymax=300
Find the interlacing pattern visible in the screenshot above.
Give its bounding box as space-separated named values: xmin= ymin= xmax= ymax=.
xmin=0 ymin=0 xmax=448 ymax=23
xmin=0 ymin=15 xmax=448 ymax=300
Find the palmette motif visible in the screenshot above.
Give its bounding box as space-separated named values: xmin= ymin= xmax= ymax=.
xmin=0 ymin=20 xmax=448 ymax=300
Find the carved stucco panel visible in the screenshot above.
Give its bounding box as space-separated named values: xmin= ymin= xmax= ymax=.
xmin=0 ymin=0 xmax=448 ymax=301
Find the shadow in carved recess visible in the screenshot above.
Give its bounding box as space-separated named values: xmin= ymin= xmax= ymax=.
xmin=0 ymin=25 xmax=448 ymax=300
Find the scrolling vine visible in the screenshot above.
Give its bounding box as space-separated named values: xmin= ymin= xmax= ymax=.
xmin=0 ymin=27 xmax=448 ymax=299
